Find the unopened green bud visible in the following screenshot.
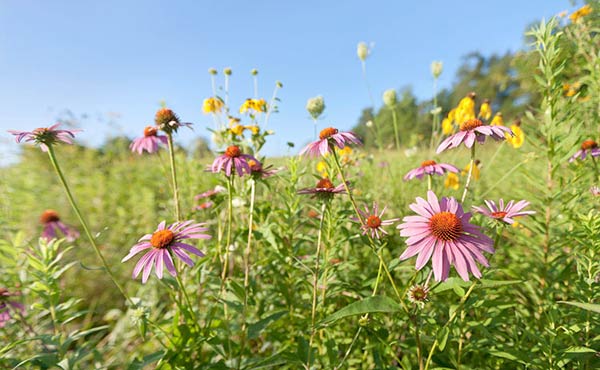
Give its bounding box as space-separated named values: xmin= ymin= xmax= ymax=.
xmin=251 ymin=69 xmax=258 ymax=76
xmin=383 ymin=89 xmax=397 ymax=107
xmin=208 ymin=68 xmax=218 ymax=75
xmin=224 ymin=67 xmax=232 ymax=75
xmin=306 ymin=96 xmax=325 ymax=119
xmin=276 ymin=81 xmax=283 ymax=88
xmin=357 ymin=42 xmax=369 ymax=61
xmin=431 ymin=61 xmax=443 ymax=78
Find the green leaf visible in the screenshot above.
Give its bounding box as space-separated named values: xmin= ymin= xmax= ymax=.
xmin=437 ymin=326 xmax=450 ymax=351
xmin=564 ymin=346 xmax=597 ymax=354
xmin=248 ymin=310 xmax=287 ymax=339
xmin=319 ymin=296 xmax=401 ymax=326
xmin=558 ymin=301 xmax=600 ymax=314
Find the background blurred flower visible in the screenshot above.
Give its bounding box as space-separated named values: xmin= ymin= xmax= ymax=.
xmin=473 ymin=199 xmax=535 ymax=224
xmin=404 ymin=160 xmax=459 ymax=181
xmin=8 ymin=123 xmax=81 ymax=152
xmin=444 ymin=172 xmax=460 ymax=190
xmin=306 ymin=96 xmax=326 ymax=119
xmin=431 ymin=61 xmax=443 ymax=78
xmin=130 ymin=126 xmax=168 ymax=154
xmin=40 ymin=209 xmax=79 ymax=242
xmin=299 ymin=127 xmax=361 ymax=157
xmin=202 ymin=97 xmax=224 ymax=114
xmin=569 ymin=139 xmax=600 ymax=162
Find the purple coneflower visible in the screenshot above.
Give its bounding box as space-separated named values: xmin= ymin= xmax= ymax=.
xmin=121 ymin=220 xmax=211 ymax=283
xmin=398 ymin=191 xmax=494 ymax=282
xmin=436 ymin=118 xmax=512 ymax=154
xmin=248 ymin=159 xmax=281 ymax=179
xmin=130 ymin=126 xmax=168 ymax=154
xmin=403 ymin=160 xmax=459 ymax=181
xmin=40 ymin=210 xmax=79 ymax=242
xmin=473 ymin=199 xmax=535 ymax=224
xmin=0 ymin=288 xmax=24 ymax=328
xmin=154 ymin=108 xmax=192 ymax=134
xmin=297 ymin=178 xmax=346 ymax=199
xmin=353 ymin=203 xmax=399 ymax=239
xmin=194 ymin=185 xmax=226 ymax=201
xmin=569 ymin=139 xmax=600 ymax=162
xmin=8 ymin=123 xmax=81 ymax=152
xmin=211 ymin=145 xmax=259 ymax=177
xmin=193 ymin=201 xmax=214 ymax=211
xmin=299 ymin=127 xmax=361 ymax=157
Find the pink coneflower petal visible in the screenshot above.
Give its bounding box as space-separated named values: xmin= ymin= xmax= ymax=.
xmin=437 ymin=119 xmax=511 ymax=154
xmin=122 ymin=220 xmax=211 ymax=283
xmin=299 ymin=127 xmax=361 ymax=158
xmin=398 ymin=190 xmax=494 ymax=282
xmin=8 ymin=124 xmax=81 ymax=151
xmin=473 ymin=198 xmax=535 ymax=224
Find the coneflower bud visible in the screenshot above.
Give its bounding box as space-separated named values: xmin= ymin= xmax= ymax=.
xmin=276 ymin=81 xmax=283 ymax=88
xmin=155 ymin=108 xmax=181 ymax=134
xmin=383 ymin=89 xmax=397 ymax=107
xmin=357 ymin=42 xmax=369 ymax=61
xmin=431 ymin=61 xmax=443 ymax=78
xmin=407 ymin=284 xmax=429 ymax=307
xmin=306 ymin=96 xmax=326 ymax=119
xmin=224 ymin=67 xmax=232 ymax=75
xmin=208 ymin=68 xmax=217 ymax=75
xmin=251 ymin=69 xmax=258 ymax=76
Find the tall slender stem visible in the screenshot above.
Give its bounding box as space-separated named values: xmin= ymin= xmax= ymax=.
xmin=221 ymin=176 xmax=234 ymax=286
xmin=307 ymin=202 xmax=327 ymax=368
xmin=166 ymin=133 xmax=182 ymax=221
xmin=361 ymin=61 xmax=382 ymax=151
xmin=238 ymin=179 xmax=256 ymax=369
xmin=461 ymin=145 xmax=476 ymax=203
xmin=46 ymin=147 xmax=133 ymax=306
xmin=391 ymin=108 xmax=400 ymax=151
xmin=263 ymin=83 xmax=281 ymax=129
xmin=429 ymin=76 xmax=439 ymax=150
xmin=427 ymin=175 xmax=432 ymax=191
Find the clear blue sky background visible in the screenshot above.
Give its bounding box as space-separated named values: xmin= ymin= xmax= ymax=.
xmin=0 ymin=0 xmax=574 ymax=162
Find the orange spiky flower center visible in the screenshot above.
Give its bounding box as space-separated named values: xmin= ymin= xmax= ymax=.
xmin=150 ymin=230 xmax=175 ymax=249
xmin=143 ymin=126 xmax=158 ymax=137
xmin=581 ymin=140 xmax=598 ymax=150
xmin=155 ymin=108 xmax=179 ymax=126
xmin=460 ymin=118 xmax=484 ymax=131
xmin=225 ymin=145 xmax=241 ymax=158
xmin=408 ymin=285 xmax=429 ymax=302
xmin=40 ymin=210 xmax=60 ymax=224
xmin=366 ymin=215 xmax=382 ymax=229
xmin=429 ymin=211 xmax=463 ymax=241
xmin=421 ymin=160 xmax=437 ymax=167
xmin=319 ymin=127 xmax=339 ymax=140
xmin=247 ymin=159 xmax=261 ymax=171
xmin=316 ymin=178 xmax=334 ymax=189
xmin=491 ymin=211 xmax=508 ymax=219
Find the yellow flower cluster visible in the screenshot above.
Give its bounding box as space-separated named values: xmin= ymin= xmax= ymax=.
xmin=441 ymin=93 xmax=494 ymax=135
xmin=506 ymin=122 xmax=525 ymax=149
xmin=240 ymin=98 xmax=267 ymax=114
xmin=202 ymin=97 xmax=224 ymax=114
xmin=570 ymin=4 xmax=592 ymax=23
xmin=563 ymin=82 xmax=581 ymax=97
xmin=316 ymin=161 xmax=328 ymax=178
xmin=228 ymin=117 xmax=261 ymax=137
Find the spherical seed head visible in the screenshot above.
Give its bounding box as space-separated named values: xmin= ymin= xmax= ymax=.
xmin=421 ymin=160 xmax=437 ymax=167
xmin=431 ymin=61 xmax=443 ymax=78
xmin=251 ymin=69 xmax=258 ymax=76
xmin=366 ymin=215 xmax=382 ymax=229
xmin=383 ymin=89 xmax=397 ymax=107
xmin=460 ymin=118 xmax=484 ymax=131
xmin=306 ymin=96 xmax=325 ymax=119
xmin=225 ymin=145 xmax=241 ymax=158
xmin=224 ymin=67 xmax=232 ymax=75
xmin=155 ymin=108 xmax=180 ymax=127
xmin=276 ymin=81 xmax=283 ymax=88
xmin=319 ymin=127 xmax=338 ymax=140
xmin=429 ymin=211 xmax=463 ymax=241
xmin=40 ymin=209 xmax=60 ymax=224
xmin=208 ymin=68 xmax=217 ymax=75
xmin=143 ymin=126 xmax=158 ymax=137
xmin=357 ymin=42 xmax=369 ymax=61
xmin=150 ymin=230 xmax=174 ymax=249
xmin=316 ymin=178 xmax=334 ymax=189
xmin=581 ymin=140 xmax=598 ymax=150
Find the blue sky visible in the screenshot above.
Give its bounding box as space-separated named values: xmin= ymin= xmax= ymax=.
xmin=0 ymin=0 xmax=573 ymax=162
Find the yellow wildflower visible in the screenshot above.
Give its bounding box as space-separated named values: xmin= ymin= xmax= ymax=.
xmin=229 ymin=117 xmax=241 ymax=126
xmin=338 ymin=146 xmax=353 ymax=156
xmin=202 ymin=97 xmax=224 ymax=114
xmin=239 ymin=98 xmax=267 ymax=114
xmin=230 ymin=124 xmax=245 ymax=136
xmin=478 ymin=99 xmax=492 ymax=121
xmin=444 ymin=173 xmax=460 ymax=190
xmin=447 ymin=108 xmax=456 ymax=123
xmin=442 ymin=118 xmax=454 ymax=135
xmin=461 ymin=160 xmax=480 ymax=181
xmin=455 ymin=93 xmax=476 ymax=125
xmin=506 ymin=123 xmax=525 ymax=149
xmin=245 ymin=125 xmax=260 ymax=135
xmin=570 ymin=4 xmax=592 ymax=23
xmin=490 ymin=112 xmax=504 ymax=126
xmin=316 ymin=161 xmax=328 ymax=178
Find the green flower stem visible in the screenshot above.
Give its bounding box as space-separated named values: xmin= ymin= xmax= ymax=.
xmin=263 ymin=82 xmax=281 ymax=129
xmin=391 ymin=108 xmax=400 ymax=151
xmin=591 ymin=156 xmax=600 ymax=182
xmin=166 ymin=133 xmax=182 ymax=222
xmin=307 ymin=201 xmax=328 ymax=368
xmin=427 ymin=174 xmax=432 ymax=192
xmin=361 ymin=61 xmax=383 ymax=151
xmin=461 ymin=145 xmax=476 ymax=203
xmin=424 ymin=231 xmax=501 ymax=370
xmin=46 ymin=146 xmax=133 ymax=306
xmin=429 ymin=76 xmax=439 ymax=150
xmin=170 ymin=251 xmax=199 ymax=325
xmin=486 ymin=141 xmax=505 ymax=171
xmin=238 ymin=179 xmax=256 ymax=369
xmin=221 ymin=176 xmax=234 ymax=286
xmin=331 ymin=150 xmax=408 ymax=312
xmin=313 ymin=118 xmax=318 ymax=141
